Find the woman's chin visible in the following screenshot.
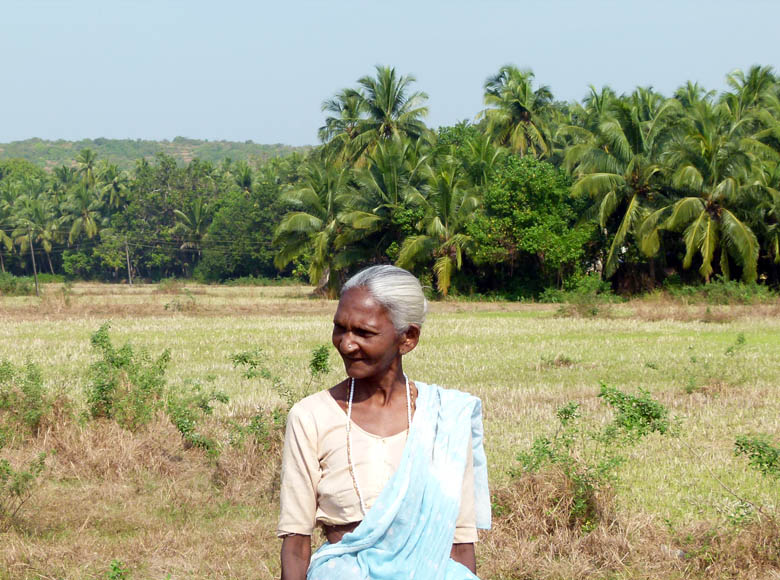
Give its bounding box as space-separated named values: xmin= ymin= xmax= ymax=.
xmin=342 ymin=361 xmax=374 ymax=379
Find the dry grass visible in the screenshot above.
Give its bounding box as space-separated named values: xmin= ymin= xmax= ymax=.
xmin=626 ymin=298 xmax=780 ymax=323
xmin=1 ymin=411 xmax=285 ymax=579
xmin=481 ymin=469 xmax=780 ymax=580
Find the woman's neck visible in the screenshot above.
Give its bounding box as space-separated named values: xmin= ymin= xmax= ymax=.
xmin=353 ymin=362 xmax=405 ymax=407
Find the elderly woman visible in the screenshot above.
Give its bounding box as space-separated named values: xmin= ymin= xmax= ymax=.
xmin=278 ymin=265 xmax=490 ymax=579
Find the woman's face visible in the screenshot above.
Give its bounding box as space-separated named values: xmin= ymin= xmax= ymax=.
xmin=332 ymin=287 xmax=416 ymax=380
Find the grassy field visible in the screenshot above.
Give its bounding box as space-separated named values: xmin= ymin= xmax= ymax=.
xmin=1 ymin=283 xmax=779 ymax=579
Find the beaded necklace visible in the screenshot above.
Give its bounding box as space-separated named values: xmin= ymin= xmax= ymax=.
xmin=346 ymin=374 xmax=412 ymax=515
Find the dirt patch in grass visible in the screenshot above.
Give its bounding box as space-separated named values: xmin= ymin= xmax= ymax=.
xmin=0 ymin=299 xmax=337 ymax=321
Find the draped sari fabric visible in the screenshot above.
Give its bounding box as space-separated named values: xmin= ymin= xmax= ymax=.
xmin=307 ymin=382 xmax=491 ymax=580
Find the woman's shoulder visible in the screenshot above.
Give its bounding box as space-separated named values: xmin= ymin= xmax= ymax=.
xmin=289 ymin=388 xmax=336 ymax=416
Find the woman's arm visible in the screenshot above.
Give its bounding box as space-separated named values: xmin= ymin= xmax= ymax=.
xmin=450 ymin=542 xmax=476 ymax=573
xmin=281 ymin=534 xmax=311 ymax=580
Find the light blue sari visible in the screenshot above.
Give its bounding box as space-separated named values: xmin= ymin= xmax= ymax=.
xmin=308 ymin=382 xmax=491 ymax=580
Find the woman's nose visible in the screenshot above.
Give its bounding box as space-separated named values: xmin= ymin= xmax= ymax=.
xmin=341 ymin=335 xmax=358 ymax=353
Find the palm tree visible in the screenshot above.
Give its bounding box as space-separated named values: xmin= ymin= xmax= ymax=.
xmin=564 ymin=92 xmax=680 ymax=277
xmin=173 ymin=198 xmax=212 ymax=272
xmin=340 ymin=135 xmax=430 ymax=261
xmin=674 ymin=81 xmax=715 ymax=111
xmin=396 ymin=158 xmax=479 ymax=296
xmin=12 ymin=184 xmax=62 ymax=275
xmin=722 ymin=65 xmax=776 ymax=122
xmin=97 ymin=162 xmax=131 ymax=209
xmin=480 ymin=66 xmax=554 ymax=157
xmin=0 ymin=184 xmax=15 ymax=272
xmin=640 ymin=100 xmax=760 ymax=282
xmin=75 ymin=148 xmax=99 ymax=188
xmin=461 ymin=134 xmax=503 ymax=187
xmin=323 ymin=66 xmax=430 ymax=160
xmin=63 ymin=183 xmax=105 ymax=244
xmin=745 ymin=159 xmax=780 ymax=267
xmin=232 ymin=160 xmax=254 ymax=193
xmin=273 ymin=160 xmax=352 ymax=296
xmin=357 ymin=65 xmax=429 ymax=140
xmin=319 ymin=88 xmax=367 ymax=160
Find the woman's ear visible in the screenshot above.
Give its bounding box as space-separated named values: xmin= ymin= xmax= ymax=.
xmin=399 ymin=325 xmax=421 ymax=355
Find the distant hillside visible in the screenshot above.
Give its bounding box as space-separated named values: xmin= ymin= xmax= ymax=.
xmin=0 ymin=137 xmax=311 ymax=170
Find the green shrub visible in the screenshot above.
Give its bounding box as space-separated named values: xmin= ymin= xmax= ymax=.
xmin=166 ymin=381 xmax=229 ymax=453
xmin=62 ymin=250 xmax=94 ymax=279
xmin=85 ymin=323 xmax=170 ymax=430
xmin=664 ymin=277 xmax=777 ymax=304
xmin=598 ymin=383 xmax=671 ymax=440
xmin=734 ymin=435 xmax=780 ymax=478
xmin=0 ymin=273 xmax=35 ymax=296
xmin=0 ymin=361 xmax=53 ymax=529
xmin=541 ymin=274 xmax=619 ymax=317
xmin=0 ymin=360 xmax=52 ymax=439
xmin=36 ymin=273 xmax=65 ymax=284
xmin=0 ymin=451 xmax=47 ymax=530
xmin=105 ymin=559 xmax=129 ymax=580
xmin=515 ymin=383 xmax=674 ymax=529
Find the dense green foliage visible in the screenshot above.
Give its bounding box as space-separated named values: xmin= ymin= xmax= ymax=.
xmin=0 ymin=137 xmax=306 ymax=170
xmin=2 ymin=64 xmax=780 ymax=295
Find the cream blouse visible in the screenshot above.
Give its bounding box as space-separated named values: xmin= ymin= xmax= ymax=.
xmin=277 ymin=389 xmax=478 ymax=543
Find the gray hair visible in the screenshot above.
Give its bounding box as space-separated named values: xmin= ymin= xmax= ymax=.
xmin=341 ymin=265 xmax=427 ymax=332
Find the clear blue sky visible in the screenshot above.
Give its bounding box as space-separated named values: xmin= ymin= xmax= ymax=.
xmin=2 ymin=0 xmax=778 ymax=146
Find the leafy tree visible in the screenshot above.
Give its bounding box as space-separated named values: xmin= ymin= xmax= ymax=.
xmin=197 ymin=183 xmax=284 ymax=281
xmin=468 ymin=155 xmax=595 ymax=293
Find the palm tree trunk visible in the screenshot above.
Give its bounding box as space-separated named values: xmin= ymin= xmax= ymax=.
xmin=46 ymin=251 xmax=55 ymax=275
xmin=28 ymin=233 xmax=40 ymax=297
xmin=0 ymin=250 xmax=5 ymax=273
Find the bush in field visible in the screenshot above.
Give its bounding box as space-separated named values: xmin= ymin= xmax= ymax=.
xmin=166 ymin=381 xmax=229 ymax=453
xmin=0 ymin=273 xmax=35 ymax=296
xmin=85 ymin=322 xmax=170 ymax=430
xmin=229 ymin=344 xmax=330 ymax=449
xmin=514 ymin=383 xmax=673 ymax=530
xmin=0 ymin=360 xmax=53 ymax=529
xmin=0 ymin=451 xmax=47 ymax=531
xmin=663 ymin=276 xmax=778 ymax=304
xmin=735 ymin=434 xmax=780 ymax=479
xmin=0 ymin=360 xmax=52 ymax=440
xmin=541 ymin=274 xmax=619 ymax=317
xmin=86 ymin=324 xmax=231 ymax=455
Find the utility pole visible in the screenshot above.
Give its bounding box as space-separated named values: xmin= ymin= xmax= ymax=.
xmin=125 ymin=235 xmax=133 ymax=285
xmin=28 ymin=229 xmax=39 ymax=297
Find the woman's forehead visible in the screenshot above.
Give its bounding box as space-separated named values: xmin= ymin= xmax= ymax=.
xmin=335 ymin=287 xmax=390 ymax=321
